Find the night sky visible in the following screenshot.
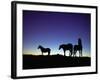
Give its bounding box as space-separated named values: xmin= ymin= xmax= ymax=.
xmin=23 ymin=10 xmax=91 ymax=57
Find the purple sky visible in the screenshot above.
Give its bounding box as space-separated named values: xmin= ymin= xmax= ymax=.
xmin=23 ymin=10 xmax=91 ymax=57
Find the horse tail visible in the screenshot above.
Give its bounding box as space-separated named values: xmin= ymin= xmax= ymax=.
xmin=73 ymin=45 xmax=77 ymax=57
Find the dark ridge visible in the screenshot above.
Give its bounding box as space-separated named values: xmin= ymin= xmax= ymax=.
xmin=23 ymin=54 xmax=91 ymax=69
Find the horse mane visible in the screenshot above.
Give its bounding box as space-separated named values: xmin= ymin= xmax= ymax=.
xmin=39 ymin=45 xmax=42 ymax=47
xmin=38 ymin=45 xmax=44 ymax=49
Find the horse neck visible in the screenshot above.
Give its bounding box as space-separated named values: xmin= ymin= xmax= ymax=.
xmin=59 ymin=46 xmax=61 ymax=50
xmin=39 ymin=46 xmax=44 ymax=50
xmin=59 ymin=45 xmax=63 ymax=49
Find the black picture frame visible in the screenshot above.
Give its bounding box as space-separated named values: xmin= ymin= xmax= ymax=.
xmin=11 ymin=1 xmax=98 ymax=79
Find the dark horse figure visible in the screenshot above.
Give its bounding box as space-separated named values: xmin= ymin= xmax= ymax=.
xmin=74 ymin=38 xmax=82 ymax=57
xmin=38 ymin=45 xmax=51 ymax=56
xmin=59 ymin=43 xmax=73 ymax=56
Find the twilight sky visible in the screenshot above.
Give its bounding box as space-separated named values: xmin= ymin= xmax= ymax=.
xmin=23 ymin=10 xmax=91 ymax=57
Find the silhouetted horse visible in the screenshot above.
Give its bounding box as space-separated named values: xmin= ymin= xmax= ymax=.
xmin=73 ymin=38 xmax=82 ymax=57
xmin=38 ymin=45 xmax=51 ymax=56
xmin=59 ymin=43 xmax=73 ymax=56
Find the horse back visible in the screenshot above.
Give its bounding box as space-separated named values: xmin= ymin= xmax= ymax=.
xmin=46 ymin=48 xmax=51 ymax=51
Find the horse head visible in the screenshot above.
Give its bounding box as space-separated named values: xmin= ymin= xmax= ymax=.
xmin=38 ymin=45 xmax=42 ymax=49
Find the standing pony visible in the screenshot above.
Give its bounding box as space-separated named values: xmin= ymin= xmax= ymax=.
xmin=73 ymin=38 xmax=82 ymax=57
xmin=59 ymin=43 xmax=73 ymax=56
xmin=38 ymin=45 xmax=51 ymax=56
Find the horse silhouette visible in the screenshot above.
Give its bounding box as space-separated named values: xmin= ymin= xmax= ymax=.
xmin=73 ymin=38 xmax=82 ymax=57
xmin=59 ymin=43 xmax=73 ymax=56
xmin=38 ymin=45 xmax=51 ymax=56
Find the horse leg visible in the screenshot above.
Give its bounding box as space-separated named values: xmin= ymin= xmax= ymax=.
xmin=48 ymin=51 xmax=50 ymax=56
xmin=79 ymin=50 xmax=82 ymax=57
xmin=80 ymin=50 xmax=82 ymax=57
xmin=74 ymin=50 xmax=76 ymax=57
xmin=69 ymin=50 xmax=71 ymax=56
xmin=42 ymin=52 xmax=43 ymax=55
xmin=71 ymin=50 xmax=73 ymax=57
xmin=73 ymin=51 xmax=75 ymax=57
xmin=72 ymin=50 xmax=74 ymax=57
xmin=64 ymin=50 xmax=66 ymax=56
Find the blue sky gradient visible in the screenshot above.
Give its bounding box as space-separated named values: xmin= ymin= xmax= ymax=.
xmin=23 ymin=10 xmax=91 ymax=57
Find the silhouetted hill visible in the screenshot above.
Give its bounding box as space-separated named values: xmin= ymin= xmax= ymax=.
xmin=23 ymin=54 xmax=91 ymax=69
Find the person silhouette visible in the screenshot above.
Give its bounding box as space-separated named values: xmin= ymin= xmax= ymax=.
xmin=74 ymin=38 xmax=83 ymax=57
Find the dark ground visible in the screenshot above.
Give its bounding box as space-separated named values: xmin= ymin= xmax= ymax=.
xmin=23 ymin=54 xmax=91 ymax=69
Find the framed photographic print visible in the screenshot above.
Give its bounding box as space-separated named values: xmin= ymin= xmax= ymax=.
xmin=11 ymin=1 xmax=98 ymax=79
